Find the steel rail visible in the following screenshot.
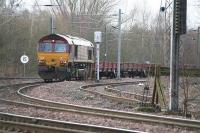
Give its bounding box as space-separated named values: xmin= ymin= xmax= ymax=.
xmin=0 ymin=80 xmax=43 ymax=89
xmin=0 ymin=112 xmax=144 ymax=133
xmin=1 ymin=97 xmax=197 ymax=130
xmin=0 ymin=120 xmax=87 ymax=133
xmin=17 ymin=82 xmax=200 ymax=129
xmin=80 ymin=82 xmax=151 ymax=104
xmin=81 ymin=87 xmax=141 ymax=103
xmin=104 ymin=85 xmax=152 ymax=101
xmin=0 ymin=77 xmax=41 ymax=80
xmin=80 ymin=81 xmax=146 ymax=103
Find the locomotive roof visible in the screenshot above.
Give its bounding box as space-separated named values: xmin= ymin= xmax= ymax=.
xmin=39 ymin=34 xmax=94 ymax=47
xmin=64 ymin=34 xmax=94 ymax=47
xmin=54 ymin=34 xmax=94 ymax=47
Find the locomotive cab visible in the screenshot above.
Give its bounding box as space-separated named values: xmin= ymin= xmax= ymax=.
xmin=38 ymin=41 xmax=70 ymax=66
xmin=37 ymin=34 xmax=72 ymax=82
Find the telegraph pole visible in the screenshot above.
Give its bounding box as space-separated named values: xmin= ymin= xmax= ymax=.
xmin=169 ymin=0 xmax=187 ymax=111
xmin=40 ymin=4 xmax=59 ymax=34
xmin=163 ymin=0 xmax=173 ymax=67
xmin=94 ymin=31 xmax=102 ymax=82
xmin=39 ymin=4 xmax=59 ymax=34
xmin=50 ymin=16 xmax=54 ymax=34
xmin=197 ymin=27 xmax=200 ymax=65
xmin=117 ymin=9 xmax=122 ymax=79
xmin=105 ymin=26 xmax=108 ymax=61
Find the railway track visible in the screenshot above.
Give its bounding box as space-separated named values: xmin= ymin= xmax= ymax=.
xmin=0 ymin=77 xmax=42 ymax=89
xmin=104 ymin=84 xmax=152 ymax=102
xmin=0 ymin=77 xmax=41 ymax=80
xmin=0 ymin=80 xmax=147 ymax=133
xmin=0 ymin=112 xmax=142 ymax=133
xmin=106 ymin=86 xmax=149 ymax=100
xmin=80 ymin=82 xmax=143 ymax=104
xmin=15 ymin=82 xmax=200 ymax=129
xmin=0 ymin=80 xmax=200 ymax=133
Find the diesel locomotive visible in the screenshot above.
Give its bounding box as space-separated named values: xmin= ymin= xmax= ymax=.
xmin=37 ymin=34 xmax=94 ymax=82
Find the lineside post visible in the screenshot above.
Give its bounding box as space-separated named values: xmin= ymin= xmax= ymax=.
xmin=117 ymin=9 xmax=122 ymax=79
xmin=94 ymin=31 xmax=102 ymax=82
xmin=96 ymin=43 xmax=100 ymax=82
xmin=197 ymin=27 xmax=200 ymax=65
xmin=170 ymin=0 xmax=187 ymax=111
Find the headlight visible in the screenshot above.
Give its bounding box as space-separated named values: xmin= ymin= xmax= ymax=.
xmin=38 ymin=58 xmax=46 ymax=65
xmin=60 ymin=57 xmax=67 ymax=65
xmin=60 ymin=60 xmax=66 ymax=63
xmin=39 ymin=59 xmax=45 ymax=63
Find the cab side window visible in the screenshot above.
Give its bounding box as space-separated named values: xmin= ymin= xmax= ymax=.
xmin=88 ymin=50 xmax=92 ymax=60
xmin=74 ymin=45 xmax=78 ymax=59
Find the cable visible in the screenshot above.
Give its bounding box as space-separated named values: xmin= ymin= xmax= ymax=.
xmin=50 ymin=0 xmax=61 ymax=17
xmin=34 ymin=0 xmax=42 ymax=12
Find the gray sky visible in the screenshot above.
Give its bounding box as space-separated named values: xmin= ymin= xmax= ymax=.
xmin=23 ymin=0 xmax=200 ymax=29
xmin=119 ymin=0 xmax=200 ymax=28
xmin=120 ymin=0 xmax=161 ymax=14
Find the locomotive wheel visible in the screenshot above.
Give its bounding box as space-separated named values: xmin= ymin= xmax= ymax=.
xmin=66 ymin=72 xmax=72 ymax=81
xmin=44 ymin=79 xmax=53 ymax=83
xmin=66 ymin=75 xmax=71 ymax=81
xmin=58 ymin=78 xmax=65 ymax=82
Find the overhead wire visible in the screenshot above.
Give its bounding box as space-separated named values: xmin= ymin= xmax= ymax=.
xmin=50 ymin=0 xmax=60 ymax=17
xmin=34 ymin=0 xmax=42 ymax=12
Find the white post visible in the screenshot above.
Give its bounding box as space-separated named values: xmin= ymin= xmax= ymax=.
xmin=20 ymin=53 xmax=29 ymax=78
xmin=96 ymin=43 xmax=100 ymax=82
xmin=94 ymin=31 xmax=102 ymax=82
xmin=197 ymin=27 xmax=200 ymax=65
xmin=23 ymin=63 xmax=26 ymax=77
xmin=50 ymin=16 xmax=54 ymax=34
xmin=117 ymin=9 xmax=122 ymax=79
xmin=23 ymin=52 xmax=26 ymax=77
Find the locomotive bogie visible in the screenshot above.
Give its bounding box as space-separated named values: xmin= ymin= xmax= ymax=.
xmin=38 ymin=65 xmax=67 ymax=82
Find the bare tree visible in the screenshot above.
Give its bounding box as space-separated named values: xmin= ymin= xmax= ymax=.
xmin=0 ymin=0 xmax=119 ymax=76
xmin=53 ymin=0 xmax=117 ymax=35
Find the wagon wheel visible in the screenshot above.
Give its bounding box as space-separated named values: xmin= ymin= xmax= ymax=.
xmin=59 ymin=78 xmax=65 ymax=82
xmin=44 ymin=79 xmax=53 ymax=83
xmin=66 ymin=73 xmax=71 ymax=81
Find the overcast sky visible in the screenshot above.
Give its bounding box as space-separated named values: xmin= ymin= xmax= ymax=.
xmin=119 ymin=0 xmax=200 ymax=28
xmin=23 ymin=0 xmax=200 ymax=29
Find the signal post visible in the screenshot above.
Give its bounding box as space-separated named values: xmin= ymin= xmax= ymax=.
xmin=94 ymin=31 xmax=102 ymax=82
xmin=170 ymin=0 xmax=187 ymax=111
